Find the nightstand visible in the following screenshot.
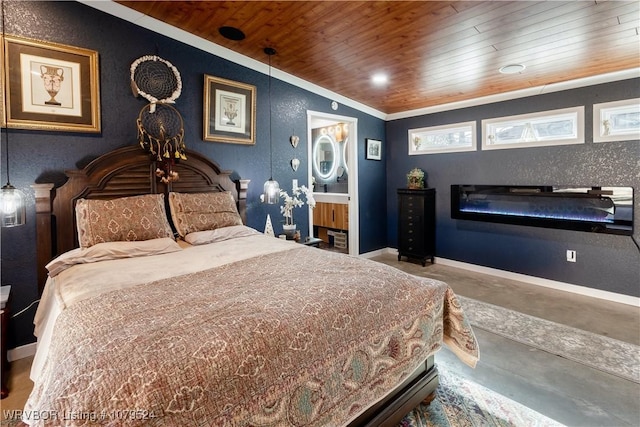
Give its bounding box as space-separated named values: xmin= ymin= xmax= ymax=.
xmin=1 ymin=285 xmax=11 ymax=399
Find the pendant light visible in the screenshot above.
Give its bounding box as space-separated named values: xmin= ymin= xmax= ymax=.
xmin=0 ymin=0 xmax=26 ymax=227
xmin=262 ymin=47 xmax=279 ymax=204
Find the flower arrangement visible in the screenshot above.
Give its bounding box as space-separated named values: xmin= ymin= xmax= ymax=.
xmin=280 ymin=185 xmax=315 ymax=226
xmin=407 ymin=167 xmax=426 ymax=189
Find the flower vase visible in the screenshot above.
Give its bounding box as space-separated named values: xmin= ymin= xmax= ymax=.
xmin=282 ymin=223 xmax=296 ymax=240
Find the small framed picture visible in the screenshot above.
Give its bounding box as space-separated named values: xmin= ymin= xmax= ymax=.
xmin=203 ymin=74 xmax=256 ymax=144
xmin=366 ymin=138 xmax=382 ymax=160
xmin=2 ymin=35 xmax=101 ymax=132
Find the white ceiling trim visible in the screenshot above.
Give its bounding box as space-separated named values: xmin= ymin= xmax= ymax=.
xmin=79 ymin=1 xmax=640 ymax=122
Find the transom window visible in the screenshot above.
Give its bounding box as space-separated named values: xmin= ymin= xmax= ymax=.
xmin=593 ymin=98 xmax=640 ymax=143
xmin=408 ymin=121 xmax=476 ymax=155
xmin=482 ymin=106 xmax=584 ymax=150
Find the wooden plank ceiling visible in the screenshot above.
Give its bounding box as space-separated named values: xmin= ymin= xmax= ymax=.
xmin=117 ymin=1 xmax=640 ymax=115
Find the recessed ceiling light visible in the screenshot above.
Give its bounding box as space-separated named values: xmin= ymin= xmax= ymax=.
xmin=499 ymin=64 xmax=526 ymax=74
xmin=219 ymin=26 xmax=245 ymax=41
xmin=372 ymin=73 xmax=388 ymax=85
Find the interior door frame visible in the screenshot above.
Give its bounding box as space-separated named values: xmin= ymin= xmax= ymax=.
xmin=306 ymin=110 xmax=359 ymax=255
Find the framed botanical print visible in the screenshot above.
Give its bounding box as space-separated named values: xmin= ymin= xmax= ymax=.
xmin=203 ymin=74 xmax=256 ymax=144
xmin=2 ymin=35 xmax=101 ymax=132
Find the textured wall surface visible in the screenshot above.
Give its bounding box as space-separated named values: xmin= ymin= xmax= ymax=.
xmin=0 ymin=1 xmax=385 ymax=347
xmin=386 ymin=78 xmax=640 ymax=297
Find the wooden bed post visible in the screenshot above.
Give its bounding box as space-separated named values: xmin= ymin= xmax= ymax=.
xmin=31 ymin=183 xmax=54 ymax=296
xmin=238 ymin=179 xmax=250 ymax=224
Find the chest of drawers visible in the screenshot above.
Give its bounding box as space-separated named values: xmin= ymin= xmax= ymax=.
xmin=397 ymin=188 xmax=435 ymax=266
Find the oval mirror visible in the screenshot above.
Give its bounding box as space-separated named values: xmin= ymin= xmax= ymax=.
xmin=313 ymin=134 xmax=337 ymax=180
xmin=342 ymin=136 xmax=349 ymax=174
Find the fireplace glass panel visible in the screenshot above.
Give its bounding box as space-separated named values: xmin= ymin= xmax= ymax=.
xmin=451 ymin=185 xmax=634 ymax=235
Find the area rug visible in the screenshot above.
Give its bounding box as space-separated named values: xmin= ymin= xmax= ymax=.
xmin=458 ymin=296 xmax=640 ymax=384
xmin=400 ymin=366 xmax=565 ymax=427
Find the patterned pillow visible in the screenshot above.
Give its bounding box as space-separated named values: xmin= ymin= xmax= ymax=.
xmin=76 ymin=194 xmax=174 ymax=248
xmin=168 ymin=191 xmax=243 ymax=237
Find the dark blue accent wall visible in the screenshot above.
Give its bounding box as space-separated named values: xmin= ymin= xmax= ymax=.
xmin=386 ymin=79 xmax=640 ymax=297
xmin=0 ymin=1 xmax=385 ymax=347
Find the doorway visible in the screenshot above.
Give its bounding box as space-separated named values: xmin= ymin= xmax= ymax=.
xmin=306 ymin=111 xmax=359 ymax=255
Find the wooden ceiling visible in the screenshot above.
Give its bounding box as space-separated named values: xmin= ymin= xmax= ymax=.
xmin=116 ymin=1 xmax=640 ymax=115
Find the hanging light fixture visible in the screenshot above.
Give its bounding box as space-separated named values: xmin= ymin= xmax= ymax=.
xmin=0 ymin=0 xmax=26 ymax=227
xmin=262 ymin=47 xmax=280 ymax=204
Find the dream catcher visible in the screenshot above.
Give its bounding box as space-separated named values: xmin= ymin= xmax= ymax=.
xmin=130 ymin=55 xmax=182 ymax=111
xmin=137 ymin=103 xmax=186 ymax=183
xmin=131 ymin=55 xmax=185 ymax=183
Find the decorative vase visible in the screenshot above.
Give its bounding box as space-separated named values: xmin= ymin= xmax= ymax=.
xmin=282 ymin=223 xmax=297 ymax=240
xmin=40 ymin=65 xmax=64 ymax=106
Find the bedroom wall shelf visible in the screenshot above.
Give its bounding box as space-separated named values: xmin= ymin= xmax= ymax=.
xmin=451 ymin=185 xmax=634 ymax=236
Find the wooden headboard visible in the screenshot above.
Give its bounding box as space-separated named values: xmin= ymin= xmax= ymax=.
xmin=33 ymin=146 xmax=249 ymax=294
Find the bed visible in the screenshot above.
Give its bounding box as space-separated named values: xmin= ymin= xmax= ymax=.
xmin=25 ymin=146 xmax=479 ymax=426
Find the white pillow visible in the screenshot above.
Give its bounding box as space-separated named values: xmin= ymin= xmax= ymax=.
xmin=46 ymin=237 xmax=182 ymax=277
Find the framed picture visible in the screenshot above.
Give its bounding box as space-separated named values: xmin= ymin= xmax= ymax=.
xmin=203 ymin=74 xmax=256 ymax=144
xmin=366 ymin=138 xmax=382 ymax=160
xmin=2 ymin=35 xmax=100 ymax=132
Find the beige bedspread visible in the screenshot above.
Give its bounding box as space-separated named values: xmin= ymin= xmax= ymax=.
xmin=24 ymin=244 xmax=478 ymax=426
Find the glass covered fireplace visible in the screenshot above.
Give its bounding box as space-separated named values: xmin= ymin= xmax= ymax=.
xmin=451 ymin=185 xmax=634 ymax=235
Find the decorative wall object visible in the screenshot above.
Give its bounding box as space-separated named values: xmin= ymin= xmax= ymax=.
xmin=290 ymin=135 xmax=299 ymax=148
xmin=131 ymin=55 xmax=185 ymax=183
xmin=136 ymin=103 xmax=186 ymax=183
xmin=203 ymin=74 xmax=256 ymax=144
xmin=130 ymin=55 xmax=182 ymax=113
xmin=291 ymin=158 xmax=300 ymax=171
xmin=1 ymin=35 xmax=100 ymax=132
xmin=366 ymin=138 xmax=382 ymax=160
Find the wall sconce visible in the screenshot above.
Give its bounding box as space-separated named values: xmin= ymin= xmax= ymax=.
xmin=0 ymin=181 xmax=26 ymax=227
xmin=1 ymin=0 xmax=26 ymax=227
xmin=262 ymin=47 xmax=280 ymax=204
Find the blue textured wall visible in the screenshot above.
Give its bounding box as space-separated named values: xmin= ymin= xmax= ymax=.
xmin=386 ymin=79 xmax=640 ymax=297
xmin=0 ymin=1 xmax=385 ymax=347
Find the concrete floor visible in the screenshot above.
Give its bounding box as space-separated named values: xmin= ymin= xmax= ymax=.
xmin=370 ymin=252 xmax=640 ymax=427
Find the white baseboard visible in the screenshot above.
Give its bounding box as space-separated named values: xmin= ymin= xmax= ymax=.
xmin=8 ymin=342 xmax=37 ymax=362
xmin=362 ymin=248 xmax=640 ymax=307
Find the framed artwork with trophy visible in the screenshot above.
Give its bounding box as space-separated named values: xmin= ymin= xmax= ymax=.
xmin=1 ymin=35 xmax=100 ymax=133
xmin=203 ymin=74 xmax=256 ymax=144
